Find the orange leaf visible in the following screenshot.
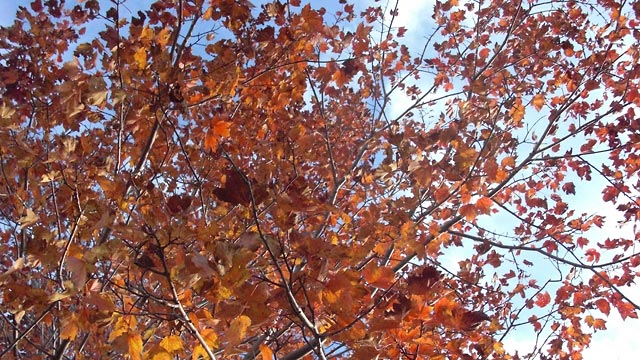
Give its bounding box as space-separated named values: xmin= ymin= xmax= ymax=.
xmin=434 ymin=187 xmax=450 ymax=203
xmin=332 ymin=68 xmax=349 ymax=87
xmin=205 ymin=116 xmax=232 ymax=150
xmin=204 ymin=132 xmax=219 ymax=150
xmin=617 ymin=301 xmax=638 ymax=320
xmin=532 ymin=94 xmax=545 ymax=111
xmin=509 ymin=97 xmax=525 ymax=124
xmin=459 ymin=204 xmax=477 ymax=221
xmin=212 ymin=118 xmax=232 ymax=137
xmin=434 ymin=297 xmax=458 ymax=320
xmin=475 ymin=196 xmax=493 ymax=215
xmin=500 ymin=156 xmax=515 ymax=168
xmin=259 ymin=344 xmax=274 ymax=359
xmin=362 ymin=262 xmax=395 ymax=289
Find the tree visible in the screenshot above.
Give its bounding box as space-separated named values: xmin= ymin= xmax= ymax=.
xmin=1 ymin=0 xmax=639 ymax=358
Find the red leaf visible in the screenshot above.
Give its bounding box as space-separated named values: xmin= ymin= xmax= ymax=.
xmin=617 ymin=301 xmax=638 ymax=320
xmin=595 ymin=298 xmax=611 ymax=315
xmin=535 ymin=292 xmax=551 ymax=307
xmin=585 ymin=248 xmax=600 ymax=262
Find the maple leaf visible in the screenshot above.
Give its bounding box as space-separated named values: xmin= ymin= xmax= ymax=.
xmin=457 ymin=310 xmax=491 ymax=331
xmin=535 ymin=292 xmax=551 ymax=307
xmin=227 ymin=315 xmax=251 ymax=348
xmin=166 ymin=194 xmax=192 ymax=213
xmin=212 ymin=169 xmax=267 ymax=206
xmin=362 ymin=262 xmax=395 ymax=288
xmin=133 ymin=47 xmax=147 ymax=70
xmin=60 ymin=314 xmax=79 ymax=341
xmin=532 ymin=94 xmax=545 ymax=111
xmin=128 ymin=333 xmax=143 ymax=360
xmin=407 ymin=265 xmax=442 ymax=295
xmin=18 ymin=208 xmax=38 ymax=229
xmin=595 ymin=298 xmax=611 ymax=315
xmin=212 ymin=117 xmax=232 ymax=137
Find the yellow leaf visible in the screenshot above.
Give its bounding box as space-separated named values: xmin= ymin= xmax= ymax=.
xmin=151 ymin=351 xmax=172 ymax=360
xmin=86 ymin=89 xmax=109 ymax=107
xmin=108 ymin=315 xmax=134 ymax=342
xmin=60 ymin=313 xmax=79 ymax=340
xmin=191 ymin=329 xmax=218 ymax=359
xmin=40 ymin=170 xmax=60 ymax=183
xmin=48 ymin=290 xmax=72 ymax=303
xmin=227 ymin=315 xmax=251 ymax=347
xmin=0 ymin=102 xmax=16 ymax=119
xmin=128 ymin=333 xmax=143 ymax=360
xmin=493 ymin=341 xmax=505 ymax=354
xmin=160 ymin=335 xmax=184 ymax=353
xmin=201 ymin=328 xmax=218 ymax=347
xmin=192 ymin=346 xmax=207 ymax=360
xmin=156 ymin=28 xmax=171 ymax=47
xmin=133 ymin=47 xmax=147 ymax=70
xmin=532 ymin=94 xmax=545 ymax=111
xmin=140 ymin=27 xmax=154 ymax=46
xmin=19 ymin=208 xmax=38 ymax=229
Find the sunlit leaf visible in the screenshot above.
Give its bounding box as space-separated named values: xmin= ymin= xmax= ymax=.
xmin=227 ymin=315 xmax=251 ymax=347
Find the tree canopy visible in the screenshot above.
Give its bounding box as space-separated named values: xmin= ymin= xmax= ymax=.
xmin=1 ymin=0 xmax=640 ymax=359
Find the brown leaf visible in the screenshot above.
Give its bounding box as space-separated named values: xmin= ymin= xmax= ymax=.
xmin=385 ymin=293 xmax=412 ymax=319
xmin=457 ymin=310 xmax=491 ymax=331
xmin=167 ymin=194 xmax=192 ymax=214
xmin=407 ymin=265 xmax=442 ymax=295
xmin=213 ymin=170 xmax=267 ymax=206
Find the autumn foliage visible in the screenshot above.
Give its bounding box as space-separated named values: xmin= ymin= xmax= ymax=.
xmin=1 ymin=0 xmax=640 ymax=359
